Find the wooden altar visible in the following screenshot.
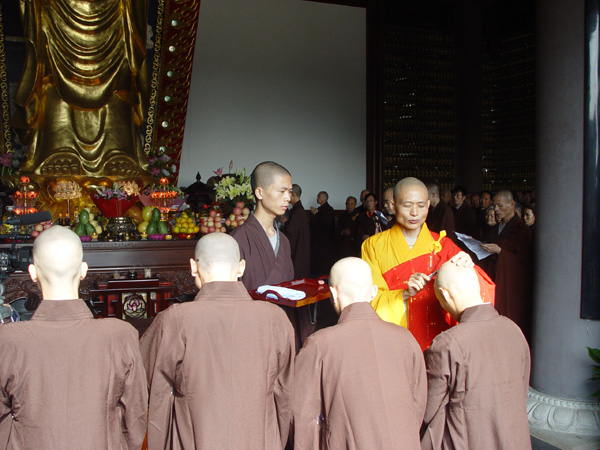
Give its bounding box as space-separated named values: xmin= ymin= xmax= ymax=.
xmin=1 ymin=239 xmax=199 ymax=305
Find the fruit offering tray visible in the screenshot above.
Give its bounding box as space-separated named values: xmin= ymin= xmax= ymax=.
xmin=249 ymin=277 xmax=330 ymax=308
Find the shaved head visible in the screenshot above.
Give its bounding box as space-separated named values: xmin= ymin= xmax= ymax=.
xmin=194 ymin=233 xmax=241 ymax=276
xmin=394 ymin=177 xmax=428 ymax=203
xmin=427 ymin=183 xmax=440 ymax=196
xmin=329 ymin=258 xmax=377 ymax=313
xmin=434 ymin=258 xmax=483 ymax=319
xmin=32 ymin=226 xmax=83 ymax=284
xmin=495 ymin=190 xmax=513 ymax=202
xmin=250 ymin=161 xmax=291 ymax=194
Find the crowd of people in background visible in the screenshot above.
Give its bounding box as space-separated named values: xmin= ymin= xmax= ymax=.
xmin=281 ymin=183 xmax=536 ymax=279
xmin=0 ymin=162 xmax=535 ymax=449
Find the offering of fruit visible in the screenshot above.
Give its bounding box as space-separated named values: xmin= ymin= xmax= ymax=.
xmin=146 ymin=207 xmax=169 ymax=239
xmin=29 ymin=220 xmax=53 ymax=239
xmin=226 ymin=204 xmax=251 ymax=229
xmin=172 ymin=212 xmax=200 ymax=236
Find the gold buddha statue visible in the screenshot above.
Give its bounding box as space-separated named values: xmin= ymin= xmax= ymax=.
xmin=11 ymin=0 xmax=151 ymax=177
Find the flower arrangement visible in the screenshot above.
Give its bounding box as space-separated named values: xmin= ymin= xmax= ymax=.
xmin=91 ymin=181 xmax=140 ymax=218
xmin=0 ymin=149 xmax=25 ymax=176
xmin=147 ymin=147 xmax=177 ymax=178
xmin=94 ymin=181 xmax=141 ymax=200
xmin=213 ymin=162 xmax=254 ymax=208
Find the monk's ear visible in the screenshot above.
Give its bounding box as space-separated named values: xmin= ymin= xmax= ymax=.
xmin=369 ymin=284 xmax=378 ymax=302
xmin=190 ymin=258 xmax=198 ymax=278
xmin=254 ymin=187 xmax=264 ymax=200
xmin=329 ymin=285 xmax=338 ymax=306
xmin=28 ymin=263 xmax=38 ymax=283
xmin=237 ymin=259 xmax=246 ymax=279
xmin=437 ymin=287 xmax=453 ymax=311
xmin=80 ymin=262 xmax=88 ymax=281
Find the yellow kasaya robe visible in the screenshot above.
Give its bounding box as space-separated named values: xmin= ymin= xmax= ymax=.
xmin=361 ymin=223 xmax=495 ymax=350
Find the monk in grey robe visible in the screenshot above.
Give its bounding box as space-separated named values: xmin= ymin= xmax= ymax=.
xmin=0 ymin=226 xmax=147 ymax=449
xmin=141 ymin=233 xmax=295 ymax=450
xmin=294 ymin=257 xmax=427 ymax=449
xmin=421 ymin=253 xmax=531 ymax=450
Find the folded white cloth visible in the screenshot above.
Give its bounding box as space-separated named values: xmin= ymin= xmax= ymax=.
xmin=256 ymin=285 xmax=306 ymax=300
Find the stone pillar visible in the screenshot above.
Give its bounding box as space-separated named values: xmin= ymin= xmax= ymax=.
xmin=528 ymin=0 xmax=600 ymax=436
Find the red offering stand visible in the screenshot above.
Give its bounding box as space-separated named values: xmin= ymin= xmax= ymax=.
xmin=249 ymin=277 xmax=330 ymax=307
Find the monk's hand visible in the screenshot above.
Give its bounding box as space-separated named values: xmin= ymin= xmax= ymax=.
xmin=448 ymin=251 xmax=475 ymax=267
xmin=403 ymin=272 xmax=430 ymax=299
xmin=480 ymin=243 xmax=501 ymax=254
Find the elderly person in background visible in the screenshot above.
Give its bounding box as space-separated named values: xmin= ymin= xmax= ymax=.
xmin=480 ymin=190 xmax=533 ymax=341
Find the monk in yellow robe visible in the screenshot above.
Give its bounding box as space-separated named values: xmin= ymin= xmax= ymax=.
xmin=362 ymin=177 xmax=494 ymax=350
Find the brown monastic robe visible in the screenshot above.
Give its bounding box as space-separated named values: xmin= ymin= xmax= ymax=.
xmin=0 ymin=299 xmax=148 ymax=449
xmin=480 ymin=215 xmax=533 ymax=340
xmin=311 ymin=202 xmax=336 ymax=276
xmin=231 ymin=213 xmax=294 ymax=290
xmin=421 ymin=303 xmax=531 ymax=450
xmin=282 ymin=200 xmax=311 ymax=278
xmin=427 ymin=201 xmax=456 ymax=234
xmin=294 ymin=302 xmax=427 ymax=450
xmin=452 ymin=202 xmax=478 ymax=237
xmin=140 ymin=281 xmax=295 ymax=450
xmin=336 ymin=209 xmax=361 ymax=258
xmin=232 ymin=212 xmax=315 ymax=351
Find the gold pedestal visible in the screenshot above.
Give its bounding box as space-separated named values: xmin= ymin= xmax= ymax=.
xmin=103 ymin=217 xmax=140 ymax=242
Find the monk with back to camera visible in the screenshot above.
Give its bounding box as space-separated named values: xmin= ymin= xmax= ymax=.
xmin=294 ymin=257 xmax=426 ymax=450
xmin=141 ymin=233 xmax=295 ymax=449
xmin=0 ymin=226 xmax=148 ymax=449
xmin=421 ymin=254 xmax=531 ymax=450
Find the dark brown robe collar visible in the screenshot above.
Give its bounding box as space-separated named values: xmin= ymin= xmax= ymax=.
xmin=458 ymin=302 xmax=498 ymax=323
xmin=31 ymin=299 xmax=93 ymax=321
xmin=195 ymin=280 xmax=252 ymax=301
xmin=338 ymin=301 xmax=380 ymax=324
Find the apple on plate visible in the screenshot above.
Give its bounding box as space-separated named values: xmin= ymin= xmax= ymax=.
xmin=209 ymin=210 xmax=217 ymax=218
xmin=233 ymin=206 xmax=242 ymax=215
xmin=235 ymin=201 xmax=245 ymax=209
xmin=242 ymin=207 xmax=250 ymax=216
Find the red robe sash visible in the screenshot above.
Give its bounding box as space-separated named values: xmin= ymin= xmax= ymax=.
xmin=382 ymin=234 xmax=495 ymax=350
